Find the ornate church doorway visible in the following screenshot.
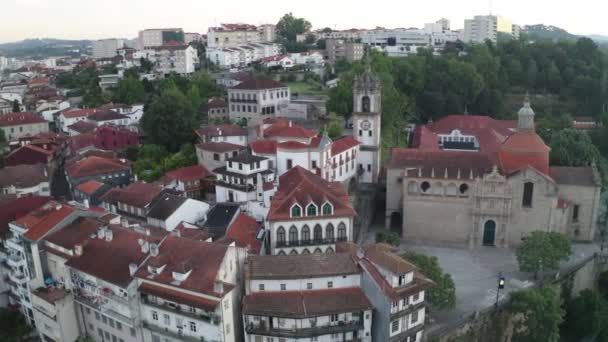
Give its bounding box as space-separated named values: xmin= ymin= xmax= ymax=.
xmin=483 ymin=220 xmax=496 ymax=246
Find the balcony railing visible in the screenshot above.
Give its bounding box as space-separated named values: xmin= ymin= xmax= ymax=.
xmin=142 ymin=320 xmax=203 ymax=342
xmin=245 ymin=320 xmax=364 ymax=338
xmin=276 ymin=237 xmax=347 ymax=248
xmin=6 ymin=238 xmax=24 ymax=252
xmin=230 ymin=98 xmax=258 ymax=104
xmin=141 ymin=297 xmax=220 ymax=325
xmin=8 ymin=271 xmax=27 ymax=284
xmin=7 ymin=254 xmax=26 ymax=268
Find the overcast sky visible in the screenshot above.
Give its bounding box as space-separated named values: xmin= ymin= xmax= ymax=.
xmin=1 ymin=0 xmax=607 ymax=43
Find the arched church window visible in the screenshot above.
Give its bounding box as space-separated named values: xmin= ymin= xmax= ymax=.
xmin=421 ymin=181 xmax=430 ymax=193
xmin=276 ymin=227 xmax=285 ymax=245
xmin=301 ymin=225 xmax=311 ymax=243
xmin=522 ymin=182 xmax=534 ymax=208
xmin=289 ymin=226 xmax=298 ymax=244
xmin=326 ymin=224 xmax=335 ymax=241
xmin=314 ymin=224 xmax=323 ymax=242
xmin=361 ymin=96 xmax=371 ymax=112
xmin=337 ymin=223 xmax=347 ymax=241
xmin=459 ymin=183 xmax=469 ymax=195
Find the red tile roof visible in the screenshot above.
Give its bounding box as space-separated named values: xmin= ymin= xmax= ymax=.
xmin=205 ymin=97 xmax=228 ymax=109
xmin=67 ymin=120 xmax=97 ymax=134
xmin=87 ymin=109 xmax=128 ymax=122
xmin=62 ymin=109 xmax=97 ymax=119
xmin=248 ymin=253 xmax=360 ymax=279
xmin=197 ymin=142 xmax=244 ymax=153
xmin=66 ymin=225 xmax=160 ymax=287
xmin=219 ymin=213 xmax=262 ymax=253
xmin=0 ymin=196 xmax=52 ymax=238
xmin=17 ymin=201 xmax=76 ymax=241
xmin=243 ymin=288 xmax=373 ymax=318
xmin=549 ymin=166 xmax=600 ymax=187
xmin=196 ymin=125 xmax=247 ymax=138
xmin=389 ymin=149 xmax=494 ymax=179
xmin=277 ymin=141 xmax=310 ymax=150
xmin=76 ymin=180 xmax=105 ymax=195
xmin=29 ymin=77 xmax=50 ymax=85
xmin=135 ymin=236 xmax=232 ymax=297
xmin=0 ymin=112 xmax=47 ymax=127
xmin=499 ymin=132 xmax=550 ymax=175
xmin=231 ymin=76 xmax=286 ymax=90
xmin=66 ymin=156 xmax=130 ymax=178
xmin=4 ymin=144 xmax=54 ymax=167
xmin=268 ymin=166 xmax=356 ymax=221
xmin=250 ymin=140 xmax=277 ymax=154
xmin=359 ymin=259 xmax=434 ymax=301
xmin=165 ymin=165 xmax=213 ymax=182
xmin=331 ymin=136 xmax=360 ymax=156
xmin=45 ymin=217 xmax=104 ymax=251
xmin=139 ymin=282 xmax=220 ymax=311
xmin=0 ymin=163 xmax=48 ymax=188
xmin=99 ymin=181 xmax=162 ymax=208
xmin=263 ymin=122 xmax=317 ymax=139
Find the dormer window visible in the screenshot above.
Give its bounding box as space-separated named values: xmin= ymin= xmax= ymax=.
xmin=291 ymin=204 xmax=302 ymax=217
xmin=322 ymin=202 xmax=333 ymax=215
xmin=306 ymin=203 xmax=317 ymax=216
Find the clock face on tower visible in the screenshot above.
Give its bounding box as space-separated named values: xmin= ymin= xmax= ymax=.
xmin=360 ymin=120 xmax=371 ymax=131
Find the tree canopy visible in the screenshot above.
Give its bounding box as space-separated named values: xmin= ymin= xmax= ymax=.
xmin=112 ymin=77 xmax=145 ymax=105
xmin=276 ymin=13 xmax=312 ymax=52
xmin=515 ymin=231 xmax=572 ymax=279
xmin=0 ymin=308 xmax=32 ymax=342
xmin=509 ymin=285 xmax=564 ymax=342
xmin=549 ymin=129 xmax=602 ymax=167
xmin=402 ymin=251 xmax=456 ymax=310
xmin=561 ymin=289 xmax=608 ymax=340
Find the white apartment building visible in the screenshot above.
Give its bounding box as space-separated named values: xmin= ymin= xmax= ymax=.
xmin=266 ymin=166 xmax=357 ymax=256
xmin=227 ymin=76 xmax=289 ymax=125
xmin=463 ymin=15 xmax=517 ymax=43
xmin=92 ymin=39 xmax=125 ymax=59
xmin=137 ymin=28 xmax=184 ymax=49
xmin=208 ymin=23 xmax=274 ymax=49
xmin=214 ymin=151 xmax=275 ymax=204
xmin=243 ymin=254 xmax=374 ymax=342
xmin=136 ymin=236 xmax=243 ymax=342
xmin=184 ymin=32 xmax=202 ymax=44
xmin=148 ymin=45 xmax=199 ymax=75
xmin=206 ymin=43 xmax=281 ymax=69
xmin=0 ymin=112 xmax=50 ymax=141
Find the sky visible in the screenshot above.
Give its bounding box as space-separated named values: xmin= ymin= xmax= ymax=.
xmin=1 ymin=0 xmax=608 ymax=43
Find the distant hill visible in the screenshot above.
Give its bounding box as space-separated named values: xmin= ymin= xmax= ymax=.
xmin=522 ymin=24 xmax=579 ymax=42
xmin=0 ymin=38 xmax=91 ymax=59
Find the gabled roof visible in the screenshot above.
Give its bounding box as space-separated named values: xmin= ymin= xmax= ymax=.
xmin=197 ymin=142 xmax=243 ymax=153
xmin=0 ymin=196 xmax=52 ymax=238
xmin=61 ymin=108 xmax=97 ymax=119
xmin=195 ymin=124 xmax=247 ymax=138
xmin=87 ymin=109 xmax=128 ymax=122
xmin=250 ymin=140 xmax=277 ymax=155
xmin=0 ymin=164 xmax=48 ymax=188
xmin=204 ymin=97 xmax=228 ymax=109
xmin=248 ymin=253 xmax=360 ymax=280
xmin=99 ymin=181 xmax=162 ymax=208
xmin=243 ymin=288 xmax=372 ymax=318
xmin=17 ymin=201 xmax=76 ymax=241
xmin=146 ymin=194 xmax=187 ymax=221
xmin=0 ymin=112 xmax=47 ymax=127
xmin=549 ymin=166 xmax=600 ymax=187
xmin=67 ymin=120 xmax=97 ymax=134
xmin=203 ymin=203 xmax=240 ymax=239
xmin=45 ymin=217 xmax=104 ymax=251
xmin=217 ymin=213 xmax=262 ymax=253
xmin=268 ymin=166 xmax=356 ymax=221
xmin=66 ymin=225 xmax=160 ymax=288
xmin=165 ymin=165 xmax=213 ymax=182
xmin=135 ymin=236 xmax=232 ymax=297
xmin=263 ymin=122 xmax=317 ymax=139
xmin=230 ymin=76 xmax=286 ymax=90
xmin=331 ymin=136 xmax=360 ymax=155
xmin=76 ymin=180 xmax=106 ymax=195
xmin=389 ymin=148 xmax=495 ymax=179
xmin=66 ymin=156 xmax=130 ymax=178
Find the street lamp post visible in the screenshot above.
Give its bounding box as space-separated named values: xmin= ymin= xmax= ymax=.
xmin=495 ymin=271 xmax=505 ymax=310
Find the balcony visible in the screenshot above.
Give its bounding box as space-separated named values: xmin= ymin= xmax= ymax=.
xmin=245 ymin=320 xmax=364 ymax=338
xmin=390 ymin=302 xmax=426 ymax=319
xmin=276 ymin=237 xmax=347 ymax=248
xmin=230 ymin=98 xmax=257 ymax=104
xmin=389 ymin=322 xmax=425 ymax=342
xmin=142 ymin=320 xmax=203 ymax=342
xmin=141 ymin=297 xmax=220 ymax=325
xmin=6 ymin=238 xmax=24 ymax=252
xmin=8 ymin=271 xmax=27 ymax=284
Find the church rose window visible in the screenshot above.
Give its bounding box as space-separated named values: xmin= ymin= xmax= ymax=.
xmin=459 ymin=183 xmax=469 ymax=194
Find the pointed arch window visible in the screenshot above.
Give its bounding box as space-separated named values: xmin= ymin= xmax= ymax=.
xmin=326 ymin=224 xmax=335 ymax=241
xmin=276 ymin=227 xmax=286 ymax=246
xmin=301 ymin=225 xmax=311 ymax=243
xmin=322 ymin=202 xmax=333 ymax=215
xmin=313 ymin=224 xmax=323 ymax=242
xmin=306 ymin=203 xmax=317 ymax=216
xmin=337 ymin=223 xmax=347 ymax=241
xmin=291 ymin=204 xmax=302 ymax=217
xmin=289 ymin=226 xmax=298 ymax=244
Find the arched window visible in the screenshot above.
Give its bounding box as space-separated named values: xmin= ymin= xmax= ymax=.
xmin=291 ymin=204 xmax=302 ymax=217
xmin=421 ymin=181 xmax=430 ymax=193
xmin=313 ymin=248 xmax=323 ymax=254
xmin=326 ymin=247 xmax=335 ymax=254
xmin=337 ymin=223 xmax=347 ymax=241
xmin=326 ymin=224 xmax=335 ymax=241
xmin=276 ymin=227 xmax=285 ymax=246
xmin=306 ymin=204 xmax=317 ymax=216
xmin=278 ymin=250 xmax=286 ymax=256
xmin=289 ymin=226 xmax=298 ymax=244
xmin=301 ymin=225 xmax=311 ymax=243
xmin=313 ymin=224 xmax=323 ymax=242
xmin=322 ymin=203 xmax=333 ymax=215
xmin=361 ymin=96 xmax=370 ymax=112
xmin=459 ymin=183 xmax=469 ymax=195
xmin=522 ymin=182 xmax=534 ymax=208
xmin=302 ymin=249 xmax=311 ymax=254
xmin=289 ymin=249 xmax=298 ymax=255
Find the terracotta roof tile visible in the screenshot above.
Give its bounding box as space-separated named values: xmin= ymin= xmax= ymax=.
xmin=99 ymin=181 xmax=162 ymax=208
xmin=66 ymin=156 xmax=130 ymax=178
xmin=231 ymin=76 xmax=286 ymax=90
xmin=165 ymin=165 xmax=213 ymax=182
xmin=243 ymin=288 xmax=372 ymax=318
xmin=0 ymin=195 xmax=52 ymax=238
xmin=0 ymin=164 xmax=48 ymax=188
xmin=263 ymin=123 xmax=317 ymax=139
xmin=138 ymin=282 xmax=220 ymax=311
xmin=62 ymin=108 xmax=97 ymax=119
xmin=0 ymin=112 xmax=47 ymax=127
xmin=196 ymin=125 xmax=247 ymax=138
xmin=18 ymin=201 xmax=76 ymax=241
xmin=67 ymin=120 xmax=97 ymax=134
xmin=45 ymin=217 xmax=104 ymax=251
xmin=248 ymin=253 xmax=359 ymax=279
xmin=76 ymin=180 xmax=106 ymax=195
xmin=87 ymin=109 xmax=128 ymax=122
xmin=218 ymin=213 xmax=262 ymax=253
xmin=250 ymin=140 xmax=277 ymax=154
xmin=331 ymin=136 xmax=360 ymax=156
xmin=198 ymin=142 xmax=244 ymax=153
xmin=32 ymin=287 xmax=68 ymax=304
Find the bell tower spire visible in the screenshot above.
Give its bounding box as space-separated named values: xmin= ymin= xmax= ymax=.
xmin=517 ymin=92 xmax=535 ymax=133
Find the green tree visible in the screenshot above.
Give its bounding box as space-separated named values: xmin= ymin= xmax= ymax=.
xmin=515 ymin=231 xmax=572 ymax=279
xmin=186 ymin=85 xmax=202 ymax=116
xmin=509 ymin=286 xmax=564 ymax=342
xmin=316 ymin=39 xmax=326 ymax=50
xmin=11 ymin=100 xmax=19 ymax=112
xmin=276 ymin=13 xmax=312 ymax=43
xmin=141 ymin=86 xmax=197 ymax=152
xmin=0 ymin=125 xmax=6 ymax=153
xmin=376 ymin=231 xmax=401 ymax=246
xmin=0 ymin=308 xmax=32 ymax=341
xmin=402 ymin=251 xmax=456 ymax=310
xmin=550 ymin=128 xmax=602 ymax=167
xmin=112 ymin=77 xmax=145 ymax=104
xmin=326 ymin=112 xmax=343 ymax=139
xmin=562 ymin=289 xmax=608 ymax=340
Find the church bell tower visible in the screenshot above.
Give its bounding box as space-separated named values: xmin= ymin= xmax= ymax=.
xmin=352 ymin=55 xmax=382 ymax=184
